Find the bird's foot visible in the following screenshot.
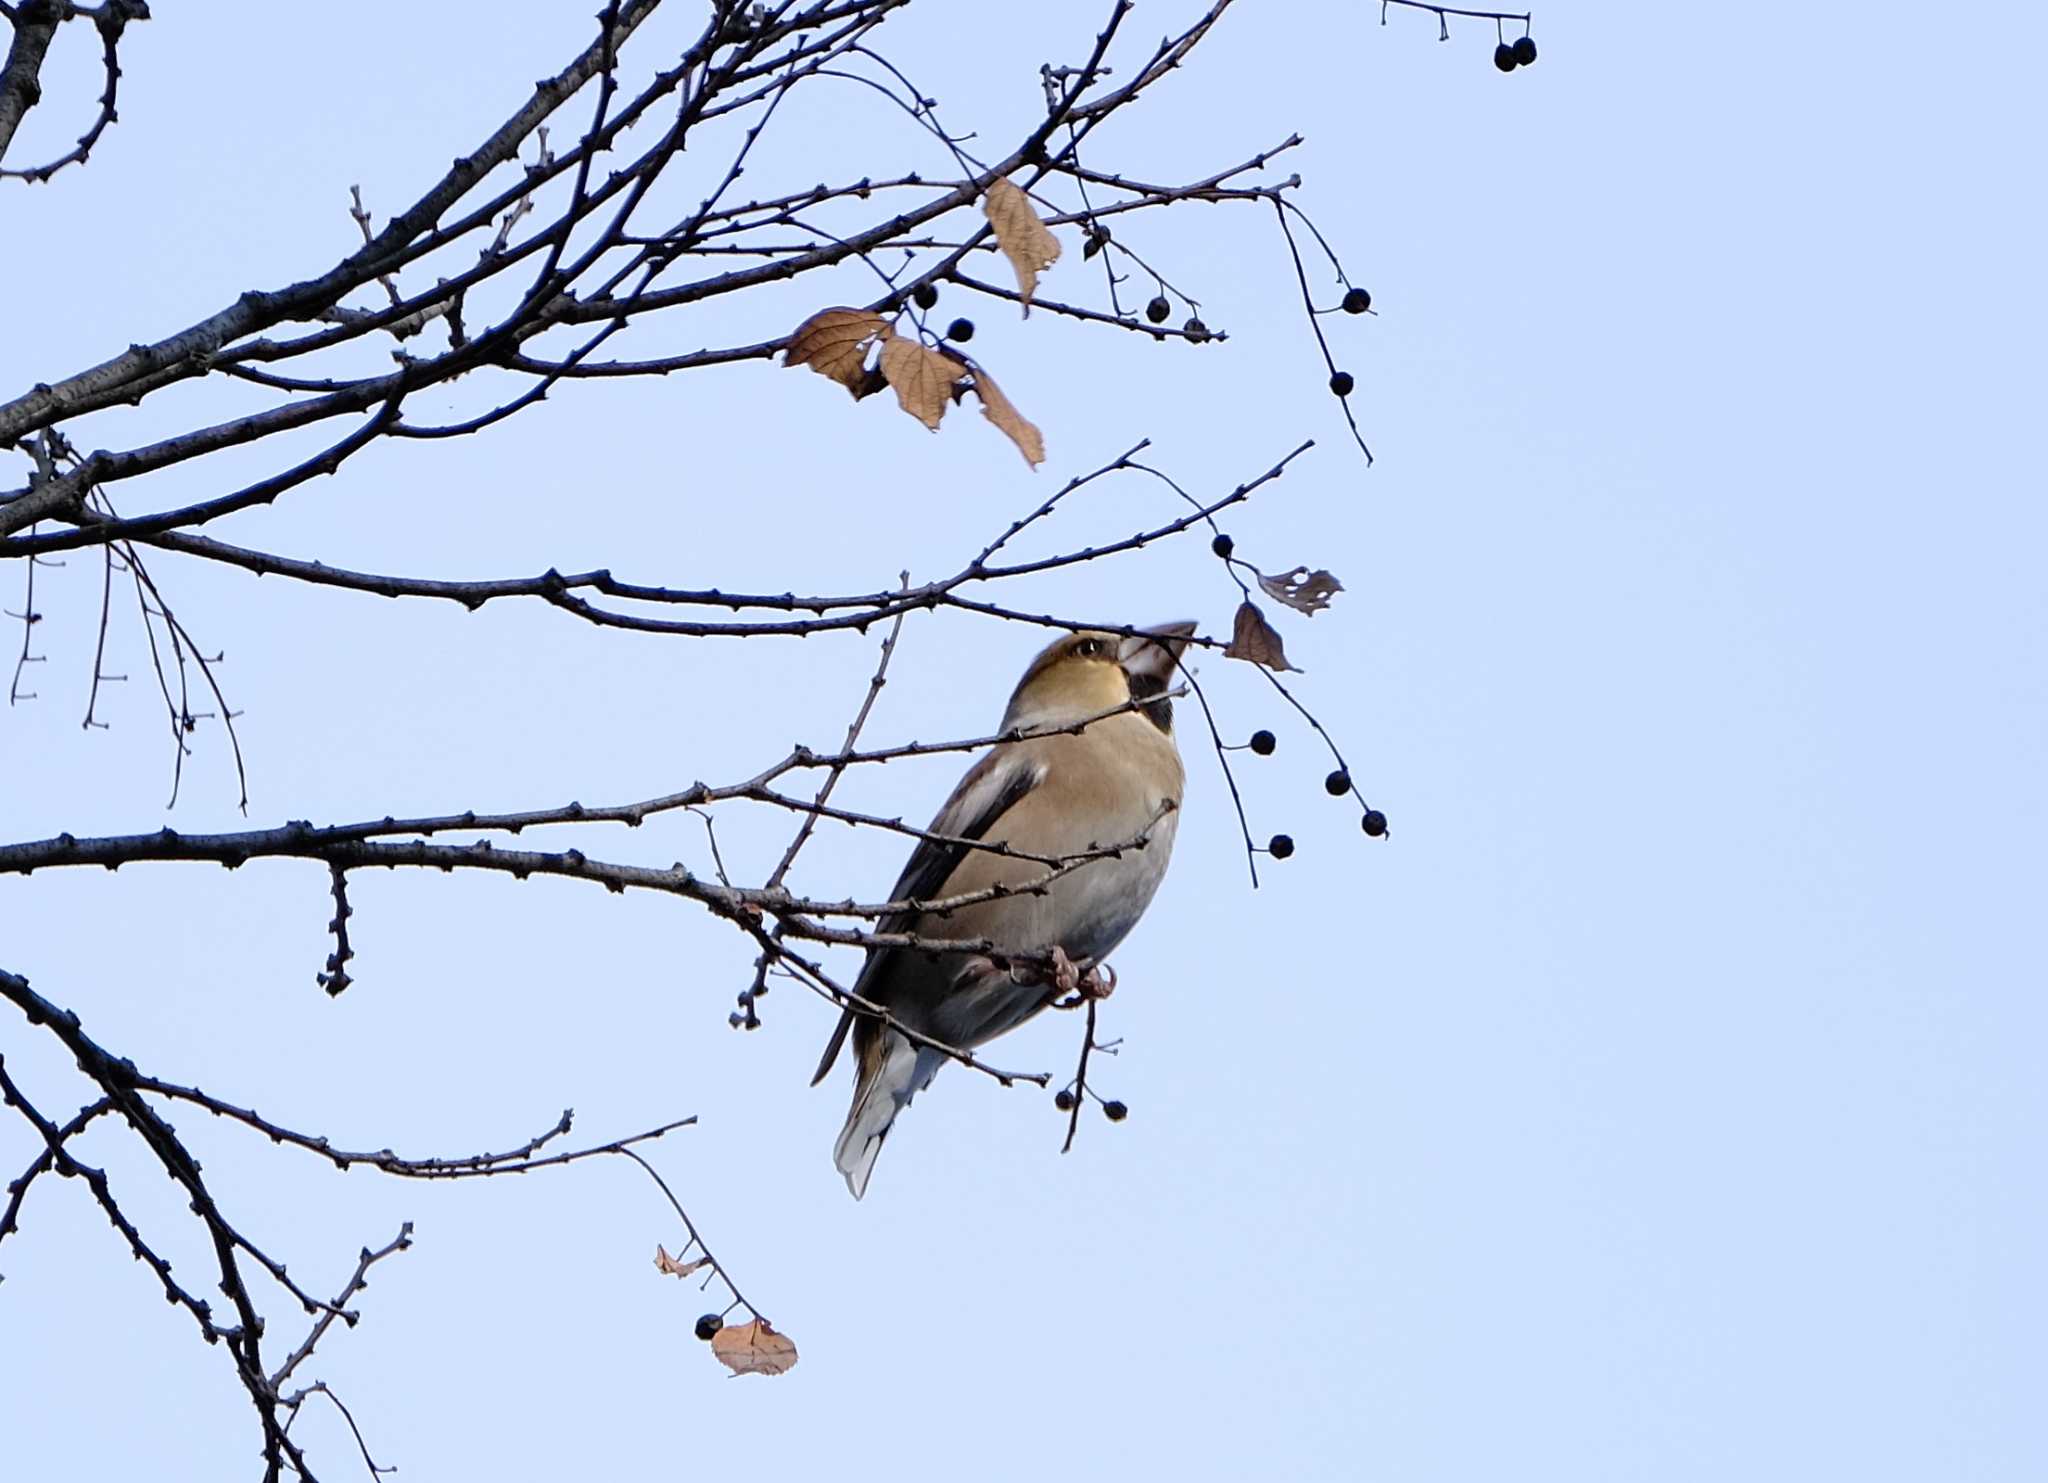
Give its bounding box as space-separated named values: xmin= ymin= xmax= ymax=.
xmin=1012 ymin=944 xmax=1080 ymax=1000
xmin=1076 ymin=962 xmax=1116 ymax=1001
xmin=1044 ymin=952 xmax=1115 ymax=1009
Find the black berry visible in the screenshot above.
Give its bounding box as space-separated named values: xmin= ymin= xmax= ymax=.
xmin=945 ymin=317 xmax=975 ymax=342
xmin=1513 ymin=36 xmax=1537 ymax=66
xmin=1268 ymin=833 xmax=1294 ymax=859
xmin=1054 ymin=1089 xmax=1076 ymax=1112
xmin=1249 ymin=729 xmax=1276 ymax=756
xmin=1494 ymin=43 xmax=1517 ymax=73
xmin=913 ymin=283 xmax=938 ymax=310
xmin=1145 ymin=295 xmax=1170 ymax=324
xmin=1211 ymin=533 xmax=1235 ymax=559
xmin=1329 ymin=371 xmax=1355 ymax=397
xmin=1362 ymin=809 xmax=1388 ymax=838
xmin=1342 ymin=287 xmax=1372 ymax=315
xmin=1102 ymin=1100 xmax=1128 ymax=1122
xmin=695 ymin=1314 xmax=723 ymax=1341
xmin=1325 ymin=768 xmax=1351 ymax=796
xmin=1183 ymin=317 xmax=1210 ymax=343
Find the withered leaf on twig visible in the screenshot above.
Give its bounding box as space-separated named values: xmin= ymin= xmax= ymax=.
xmin=1255 ymin=565 xmax=1344 ymax=616
xmin=784 ymin=307 xmax=889 ymax=395
xmin=982 ymin=177 xmax=1061 ymax=311
xmin=968 ymin=365 xmax=1045 ymax=467
xmin=654 ymin=1245 xmax=709 ymax=1279
xmin=710 ymin=1317 xmax=800 ymax=1377
xmin=1223 ymin=601 xmax=1301 ymax=672
xmin=784 ymin=301 xmax=1040 ymax=459
xmin=880 ymin=334 xmax=967 ymax=430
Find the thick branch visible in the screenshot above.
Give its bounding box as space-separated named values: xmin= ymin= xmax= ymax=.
xmin=0 ymin=0 xmax=148 ymax=184
xmin=0 ymin=0 xmax=61 ymax=165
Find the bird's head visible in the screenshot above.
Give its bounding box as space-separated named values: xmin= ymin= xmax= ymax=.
xmin=1001 ymin=621 xmax=1199 ymax=734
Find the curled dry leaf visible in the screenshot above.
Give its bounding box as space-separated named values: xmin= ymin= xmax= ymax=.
xmin=654 ymin=1244 xmax=710 ymax=1279
xmin=982 ymin=177 xmax=1061 ymax=311
xmin=784 ymin=307 xmax=889 ymax=395
xmin=1256 ymin=565 xmax=1344 ymax=616
xmin=1223 ymin=601 xmax=1301 ymax=672
xmin=880 ymin=334 xmax=966 ymax=431
xmin=968 ymin=365 xmax=1045 ymax=467
xmin=710 ymin=1317 xmax=800 ymax=1377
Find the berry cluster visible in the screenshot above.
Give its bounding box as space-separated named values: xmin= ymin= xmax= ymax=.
xmin=901 ymin=279 xmax=980 ymax=345
xmin=1053 ymin=1087 xmax=1128 ymax=1122
xmin=1320 ymin=286 xmax=1372 ymax=401
xmin=1142 ymin=294 xmax=1211 ymax=342
xmin=1224 ymin=721 xmax=1390 ymax=857
xmin=1493 ymin=35 xmax=1538 ymax=73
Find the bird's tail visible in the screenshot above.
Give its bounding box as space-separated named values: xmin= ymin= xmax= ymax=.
xmin=833 ymin=1030 xmax=946 ymax=1199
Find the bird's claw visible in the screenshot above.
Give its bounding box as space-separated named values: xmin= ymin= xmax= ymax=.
xmin=1077 ymin=962 xmax=1116 ymax=1001
xmin=1042 ymin=952 xmax=1115 ymax=1009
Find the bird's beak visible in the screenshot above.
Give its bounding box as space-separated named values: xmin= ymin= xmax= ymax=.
xmin=1117 ymin=620 xmax=1198 ymax=686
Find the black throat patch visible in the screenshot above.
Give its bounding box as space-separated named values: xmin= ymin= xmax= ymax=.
xmin=1126 ymin=671 xmax=1174 ymax=734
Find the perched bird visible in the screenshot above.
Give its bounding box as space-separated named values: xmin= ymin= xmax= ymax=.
xmin=813 ymin=620 xmax=1198 ymax=1198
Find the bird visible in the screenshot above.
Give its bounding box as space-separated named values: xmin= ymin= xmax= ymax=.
xmin=813 ymin=620 xmax=1198 ymax=1198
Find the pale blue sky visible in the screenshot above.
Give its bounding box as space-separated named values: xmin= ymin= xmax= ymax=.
xmin=3 ymin=3 xmax=2042 ymax=1480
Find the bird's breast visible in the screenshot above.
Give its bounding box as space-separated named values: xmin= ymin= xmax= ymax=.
xmin=1049 ymin=806 xmax=1179 ymax=964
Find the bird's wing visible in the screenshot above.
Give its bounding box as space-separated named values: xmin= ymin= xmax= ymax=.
xmin=809 ymin=744 xmax=1049 ymax=1085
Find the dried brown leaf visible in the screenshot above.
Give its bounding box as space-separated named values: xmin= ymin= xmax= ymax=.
xmin=880 ymin=334 xmax=966 ymax=431
xmin=1223 ymin=601 xmax=1301 ymax=672
xmin=654 ymin=1245 xmax=709 ymax=1279
xmin=1256 ymin=566 xmax=1344 ymax=616
xmin=969 ymin=366 xmax=1045 ymax=467
xmin=982 ymin=177 xmax=1061 ymax=310
xmin=784 ymin=307 xmax=888 ymax=395
xmin=710 ymin=1317 xmax=799 ymax=1377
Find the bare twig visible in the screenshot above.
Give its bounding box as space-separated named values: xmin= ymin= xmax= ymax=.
xmin=316 ymin=863 xmax=353 ymax=995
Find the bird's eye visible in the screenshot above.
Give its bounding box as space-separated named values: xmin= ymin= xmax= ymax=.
xmin=1076 ymin=638 xmax=1105 ymax=658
